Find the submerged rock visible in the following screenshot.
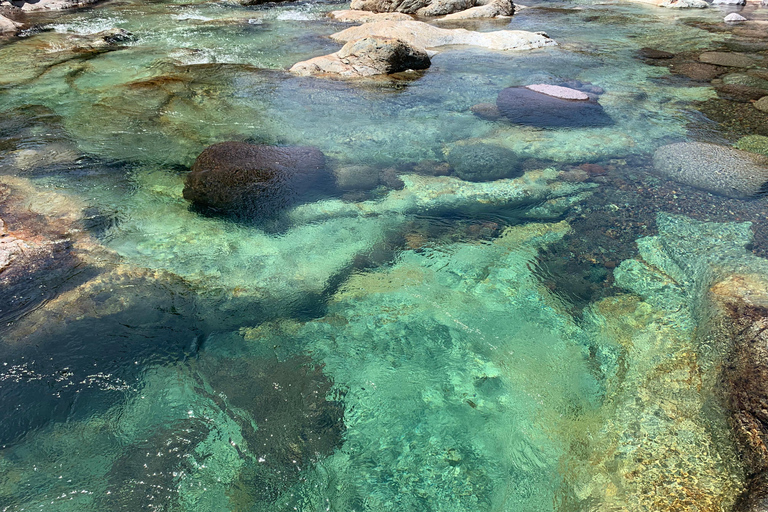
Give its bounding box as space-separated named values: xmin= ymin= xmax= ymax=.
xmin=496 ymin=86 xmax=612 ymax=128
xmin=446 ymin=142 xmax=522 ymax=182
xmin=290 ymin=36 xmax=430 ymax=78
xmin=349 ymin=0 xmax=512 ymax=17
xmin=700 ymin=51 xmax=757 ymax=68
xmin=331 ymin=20 xmax=556 ymax=51
xmin=470 ymin=102 xmax=502 ymax=121
xmin=736 ymin=135 xmax=768 ymax=156
xmin=638 ymin=47 xmax=674 ymax=59
xmin=182 ymin=141 xmax=330 ymax=216
xmin=652 ymin=142 xmax=768 ymax=198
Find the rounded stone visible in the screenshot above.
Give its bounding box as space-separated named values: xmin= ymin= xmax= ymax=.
xmin=496 ymin=86 xmax=612 ymax=128
xmin=446 ymin=143 xmax=522 ymax=182
xmin=724 ymin=13 xmax=747 ymax=23
xmin=470 ymin=102 xmax=502 ymax=121
xmin=754 ymin=96 xmax=768 ymax=113
xmin=333 ymin=165 xmax=381 ymax=190
xmin=653 ymin=142 xmax=768 ymax=198
xmin=183 ymin=141 xmax=330 ymax=216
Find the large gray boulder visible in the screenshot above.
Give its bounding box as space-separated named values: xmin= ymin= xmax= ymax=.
xmin=183 ymin=142 xmax=331 ymax=217
xmin=290 ymin=36 xmax=430 ymax=78
xmin=349 ymin=0 xmax=513 ymax=17
xmin=653 ymin=142 xmax=768 ymax=198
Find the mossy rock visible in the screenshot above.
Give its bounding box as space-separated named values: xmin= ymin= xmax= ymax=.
xmin=735 ymin=135 xmax=768 ymax=156
xmin=446 ymin=143 xmax=522 ymax=182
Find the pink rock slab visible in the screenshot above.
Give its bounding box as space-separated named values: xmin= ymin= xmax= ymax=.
xmin=525 ymin=84 xmax=589 ymax=100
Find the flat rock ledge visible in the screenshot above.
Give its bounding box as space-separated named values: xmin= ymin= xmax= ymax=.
xmin=290 ymin=36 xmax=430 ymax=78
xmin=331 ymin=20 xmax=556 ymax=51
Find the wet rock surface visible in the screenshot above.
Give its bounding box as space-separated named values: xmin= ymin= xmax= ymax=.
xmin=290 ymin=36 xmax=430 ymax=78
xmin=349 ymin=0 xmax=512 ymax=17
xmin=331 ymin=20 xmax=556 ymax=51
xmin=710 ymin=276 xmax=768 ymax=512
xmin=183 ymin=141 xmax=332 ymax=217
xmin=496 ymin=86 xmax=612 ymax=128
xmin=653 ymin=142 xmax=768 ymax=198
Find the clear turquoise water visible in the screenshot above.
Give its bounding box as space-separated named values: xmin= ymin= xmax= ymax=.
xmin=0 ymin=0 xmax=765 ymax=510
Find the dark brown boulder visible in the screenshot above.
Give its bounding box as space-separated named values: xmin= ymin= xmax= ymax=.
xmin=183 ymin=142 xmax=330 ymax=217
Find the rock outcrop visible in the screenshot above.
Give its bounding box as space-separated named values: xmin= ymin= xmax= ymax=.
xmin=349 ymin=0 xmax=513 ymax=17
xmin=496 ymin=85 xmax=613 ymax=128
xmin=653 ymin=142 xmax=768 ymax=198
xmin=441 ymin=0 xmax=514 ymax=19
xmin=328 ymin=10 xmax=415 ymax=23
xmin=0 ymin=14 xmax=21 ymax=34
xmin=182 ymin=141 xmax=331 ymax=216
xmin=290 ymin=36 xmax=430 ymax=78
xmin=331 ymin=20 xmax=556 ymax=51
xmin=3 ymin=0 xmax=101 ymax=11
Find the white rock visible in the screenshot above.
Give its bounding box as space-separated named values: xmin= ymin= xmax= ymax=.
xmin=331 ymin=20 xmax=557 ymax=51
xmin=525 ymin=84 xmax=589 ymax=100
xmin=724 ymin=12 xmax=747 ymax=22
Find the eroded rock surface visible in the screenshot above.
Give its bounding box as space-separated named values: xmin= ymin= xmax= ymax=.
xmin=290 ymin=36 xmax=430 ymax=78
xmin=350 ymin=0 xmax=513 ymax=17
xmin=331 ymin=20 xmax=556 ymax=51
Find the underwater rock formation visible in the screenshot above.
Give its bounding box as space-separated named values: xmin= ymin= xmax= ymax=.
xmin=711 ymin=275 xmax=768 ymax=512
xmin=621 ymin=0 xmax=707 ymax=8
xmin=349 ymin=0 xmax=513 ymax=17
xmin=653 ymin=142 xmax=768 ymax=198
xmin=289 ymin=36 xmax=430 ymax=78
xmin=331 ymin=20 xmax=556 ymax=51
xmin=496 ymin=85 xmax=613 ymax=128
xmin=446 ymin=142 xmax=522 ymax=182
xmin=182 ymin=141 xmax=331 ymax=216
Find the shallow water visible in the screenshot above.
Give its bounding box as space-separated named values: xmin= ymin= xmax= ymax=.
xmin=1 ymin=0 xmax=767 ymax=510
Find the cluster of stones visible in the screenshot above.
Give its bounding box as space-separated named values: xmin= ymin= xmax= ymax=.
xmin=288 ymin=0 xmax=556 ymax=80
